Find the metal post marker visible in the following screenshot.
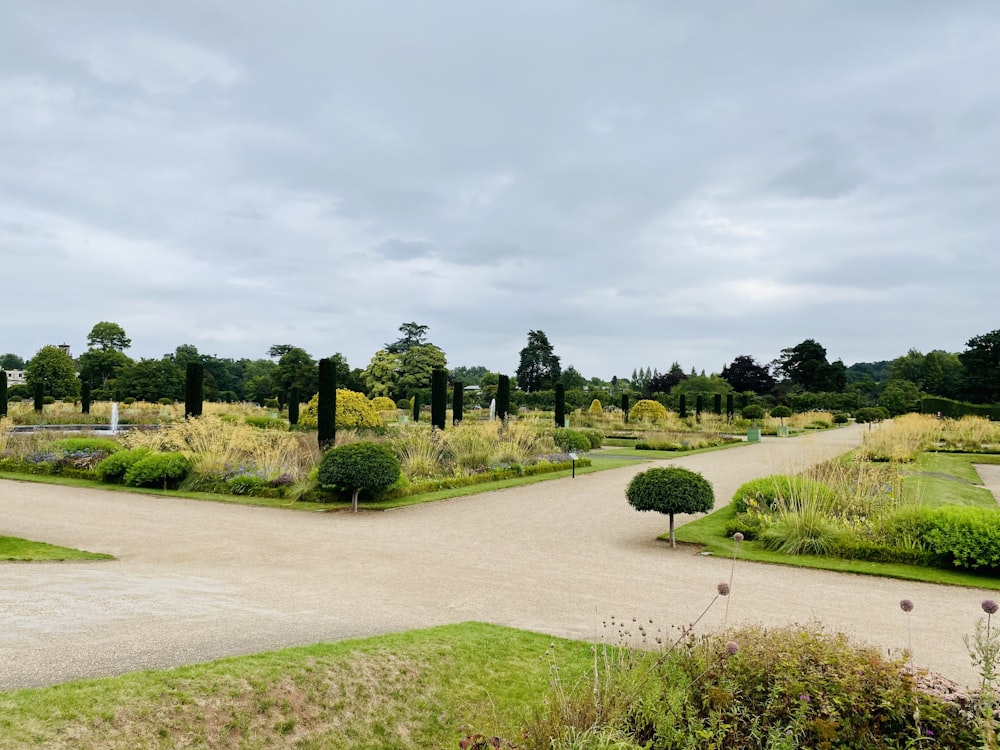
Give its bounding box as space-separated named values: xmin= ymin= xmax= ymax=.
xmin=569 ymin=452 xmax=578 ymax=478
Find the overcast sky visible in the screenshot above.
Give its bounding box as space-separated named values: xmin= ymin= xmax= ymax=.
xmin=2 ymin=1 xmax=998 ymax=379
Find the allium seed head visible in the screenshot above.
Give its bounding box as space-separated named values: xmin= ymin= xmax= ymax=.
xmin=983 ymin=600 xmax=999 ymax=615
xmin=900 ymin=599 xmax=914 ymax=613
xmin=733 ymin=532 xmax=744 ymax=542
xmin=717 ymin=582 xmax=731 ymax=596
xmin=725 ymin=640 xmax=739 ymax=655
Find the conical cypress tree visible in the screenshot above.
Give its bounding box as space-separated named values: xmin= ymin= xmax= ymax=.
xmin=34 ymin=382 xmax=44 ymax=413
xmin=318 ymin=358 xmax=336 ymax=449
xmin=412 ymin=393 xmax=421 ymax=423
xmin=695 ymin=394 xmax=703 ymax=421
xmin=452 ymin=381 xmax=464 ymax=425
xmin=555 ymin=383 xmax=566 ymax=427
xmin=185 ymin=362 xmax=204 ymax=417
xmin=431 ymin=368 xmax=447 ymax=430
xmin=81 ymin=380 xmax=90 ymax=415
xmin=497 ymin=375 xmax=510 ymax=422
xmin=726 ymin=394 xmax=735 ymax=421
xmin=288 ymin=386 xmax=300 ymax=426
xmin=713 ymin=393 xmax=722 ymax=415
xmin=0 ymin=370 xmax=7 ymax=417
xmin=621 ymin=393 xmax=629 ymax=423
xmin=678 ymin=394 xmax=687 ymax=419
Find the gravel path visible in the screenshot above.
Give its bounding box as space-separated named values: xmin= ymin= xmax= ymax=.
xmin=0 ymin=422 xmax=994 ymax=691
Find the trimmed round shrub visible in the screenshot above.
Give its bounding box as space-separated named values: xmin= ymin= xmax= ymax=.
xmin=855 ymin=406 xmax=890 ymax=423
xmin=553 ymin=428 xmax=591 ymax=453
xmin=299 ymin=389 xmax=382 ymax=430
xmin=96 ymin=448 xmax=151 ymax=483
xmin=741 ymin=404 xmax=765 ymax=421
xmin=626 ymin=466 xmax=714 ymax=547
xmin=832 ymin=412 xmax=850 ymax=424
xmin=47 ymin=438 xmax=121 ymax=456
xmin=123 ymin=452 xmax=191 ymax=489
xmin=158 ymin=397 xmax=173 ymax=405
xmin=396 ymin=398 xmax=411 ymax=410
xmin=770 ymin=405 xmax=792 ymax=421
xmin=123 ymin=397 xmax=136 ymax=405
xmin=317 ymin=441 xmax=401 ymax=510
xmin=43 ymin=395 xmax=56 ymax=405
xmin=731 ymin=475 xmax=837 ymax=514
xmin=371 ymin=396 xmax=398 ymax=412
xmin=628 ymin=399 xmax=668 ymax=423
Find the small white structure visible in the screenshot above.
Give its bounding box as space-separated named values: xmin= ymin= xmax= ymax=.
xmin=2 ymin=369 xmax=27 ymax=385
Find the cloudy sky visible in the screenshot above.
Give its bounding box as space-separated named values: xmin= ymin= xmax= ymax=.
xmin=2 ymin=1 xmax=998 ymax=379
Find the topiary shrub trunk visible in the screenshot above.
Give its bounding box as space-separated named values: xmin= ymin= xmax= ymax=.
xmin=184 ymin=362 xmax=204 ymax=418
xmin=34 ymin=382 xmax=44 ymax=413
xmin=555 ymin=383 xmax=566 ymax=427
xmin=80 ymin=380 xmax=90 ymax=415
xmin=621 ymin=393 xmax=629 ymax=423
xmin=317 ymin=357 xmax=336 ymax=449
xmin=497 ymin=375 xmax=510 ymax=422
xmin=0 ymin=370 xmax=6 ymax=417
xmin=452 ymin=380 xmax=464 ymax=425
xmin=431 ymin=368 xmax=447 ymax=430
xmin=288 ymin=386 xmax=300 ymax=426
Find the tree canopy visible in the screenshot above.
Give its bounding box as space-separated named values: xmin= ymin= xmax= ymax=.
xmin=86 ymin=321 xmax=131 ymax=352
xmin=721 ymin=355 xmax=775 ymax=394
xmin=516 ymin=330 xmax=561 ymax=392
xmin=626 ymin=466 xmax=714 ymax=548
xmin=773 ymin=339 xmax=847 ymax=392
xmin=959 ymin=330 xmax=1000 ymax=403
xmin=25 ymin=345 xmax=80 ymax=399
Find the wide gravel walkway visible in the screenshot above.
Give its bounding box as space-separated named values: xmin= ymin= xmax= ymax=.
xmin=0 ymin=423 xmax=994 ymax=690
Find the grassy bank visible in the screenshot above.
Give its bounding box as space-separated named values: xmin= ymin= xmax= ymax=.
xmin=0 ymin=536 xmax=113 ymax=562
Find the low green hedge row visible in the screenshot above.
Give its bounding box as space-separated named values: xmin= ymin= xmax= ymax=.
xmin=379 ymin=458 xmax=591 ymax=500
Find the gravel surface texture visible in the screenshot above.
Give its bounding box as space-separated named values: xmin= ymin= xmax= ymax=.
xmin=0 ymin=422 xmax=996 ymax=690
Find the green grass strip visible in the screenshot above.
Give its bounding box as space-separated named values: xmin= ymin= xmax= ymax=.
xmin=0 ymin=623 xmax=594 ymax=749
xmin=0 ymin=536 xmax=113 ymax=562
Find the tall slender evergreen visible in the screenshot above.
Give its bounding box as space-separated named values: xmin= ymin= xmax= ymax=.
xmin=34 ymin=382 xmax=44 ymax=413
xmin=679 ymin=394 xmax=687 ymax=419
xmin=318 ymin=357 xmax=336 ymax=449
xmin=431 ymin=368 xmax=447 ymax=430
xmin=621 ymin=393 xmax=629 ymax=423
xmin=713 ymin=393 xmax=722 ymax=415
xmin=185 ymin=362 xmax=204 ymax=417
xmin=0 ymin=370 xmax=7 ymax=417
xmin=412 ymin=393 xmax=421 ymax=423
xmin=726 ymin=393 xmax=735 ymax=421
xmin=81 ymin=380 xmax=90 ymax=415
xmin=555 ymin=383 xmax=566 ymax=427
xmin=695 ymin=394 xmax=703 ymax=421
xmin=497 ymin=375 xmax=510 ymax=422
xmin=288 ymin=386 xmax=300 ymax=426
xmin=452 ymin=381 xmax=464 ymax=425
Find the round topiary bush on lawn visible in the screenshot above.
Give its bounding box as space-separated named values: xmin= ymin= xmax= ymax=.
xmin=123 ymin=452 xmax=191 ymax=489
xmin=770 ymin=405 xmax=792 ymax=425
xmin=832 ymin=412 xmax=850 ymax=424
xmin=626 ymin=466 xmax=714 ymax=548
xmin=628 ymin=399 xmax=668 ymax=423
xmin=318 ymin=441 xmax=401 ymax=512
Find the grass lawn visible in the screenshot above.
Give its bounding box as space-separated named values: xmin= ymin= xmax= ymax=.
xmin=0 ymin=458 xmax=637 ymax=514
xmin=0 ymin=536 xmax=113 ymax=562
xmin=0 ymin=623 xmax=591 ymax=749
xmin=673 ymin=451 xmax=1000 ymax=589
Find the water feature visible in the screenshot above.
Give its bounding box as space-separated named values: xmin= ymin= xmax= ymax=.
xmin=110 ymin=402 xmax=119 ymax=435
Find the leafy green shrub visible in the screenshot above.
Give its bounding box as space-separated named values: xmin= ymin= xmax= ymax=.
xmin=46 ymin=438 xmax=121 ymax=455
xmin=628 ymin=399 xmax=668 ymax=423
xmin=725 ymin=511 xmax=765 ymax=540
xmin=807 ymin=419 xmax=832 ymax=429
xmin=741 ymin=404 xmax=765 ymax=421
xmin=123 ymin=397 xmax=136 ymax=405
xmin=123 ymin=452 xmax=191 ymax=489
xmin=42 ymin=395 xmax=56 ymax=405
xmin=553 ymin=428 xmax=591 ymax=453
xmin=732 ymin=475 xmax=837 ymax=513
xmin=317 ymin=441 xmax=401 ymax=511
xmin=770 ymin=405 xmax=792 ymax=423
xmin=919 ymin=506 xmax=1000 ymax=570
xmin=245 ymin=415 xmax=287 ymax=430
xmin=299 ymin=389 xmax=381 ymax=430
xmin=371 ymin=396 xmax=397 ymax=412
xmin=577 ymin=428 xmax=604 ymax=449
xmin=833 ymin=412 xmax=850 ymax=424
xmin=855 ymin=406 xmax=889 ymax=423
xmin=158 ymin=397 xmax=173 ymax=406
xmin=96 ymin=448 xmax=151 ymax=483
xmin=396 ymin=397 xmax=410 ymax=410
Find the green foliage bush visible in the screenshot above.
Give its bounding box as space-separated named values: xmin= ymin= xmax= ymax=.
xmin=317 ymin=442 xmax=400 ymax=507
xmin=628 ymin=399 xmax=668 ymax=423
xmin=577 ymin=428 xmax=604 ymax=449
xmin=770 ymin=405 xmax=792 ymax=420
xmin=96 ymin=448 xmax=151 ymax=483
xmin=123 ymin=452 xmax=191 ymax=489
xmin=833 ymin=412 xmax=850 ymax=424
xmin=42 ymin=395 xmax=56 ymax=405
xmin=552 ymin=428 xmax=591 ymax=453
xmin=244 ymin=415 xmax=287 ymax=430
xmin=916 ymin=506 xmax=1000 ymax=570
xmin=158 ymin=397 xmax=173 ymax=405
xmin=371 ymin=396 xmax=397 ymax=412
xmin=732 ymin=475 xmax=837 ymax=513
xmin=299 ymin=389 xmax=382 ymax=430
xmin=855 ymin=406 xmax=890 ymax=423
xmin=123 ymin=397 xmax=136 ymax=405
xmin=741 ymin=404 xmax=765 ymax=421
xmin=383 ymin=458 xmax=589 ymax=499
xmin=46 ymin=438 xmax=121 ymax=456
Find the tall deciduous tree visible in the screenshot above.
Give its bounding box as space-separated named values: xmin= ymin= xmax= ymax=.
xmin=0 ymin=353 xmax=25 ymax=369
xmin=721 ymin=355 xmax=776 ymax=394
xmin=385 ymin=322 xmax=430 ymax=354
xmin=117 ymin=358 xmax=184 ymax=401
xmin=773 ymin=339 xmax=846 ymax=392
xmin=277 ymin=347 xmax=318 ymax=400
xmin=25 ymin=345 xmax=80 ymax=399
xmin=86 ymin=321 xmax=131 ymax=352
xmin=516 ymin=330 xmax=561 ymax=392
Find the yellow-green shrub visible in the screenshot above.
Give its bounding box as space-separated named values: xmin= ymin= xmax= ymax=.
xmin=299 ymin=389 xmax=381 ymax=430
xmin=370 ymin=396 xmax=398 ymax=412
xmin=588 ymin=399 xmax=603 ymax=415
xmin=628 ymin=399 xmax=668 ymax=423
